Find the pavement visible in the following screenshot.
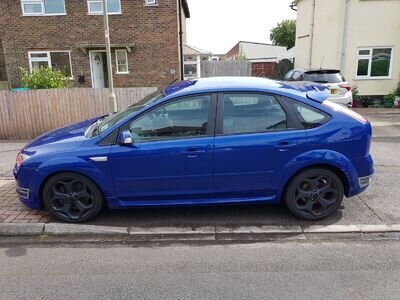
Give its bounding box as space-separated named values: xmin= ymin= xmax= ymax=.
xmin=1 ymin=240 xmax=400 ymax=299
xmin=0 ymin=108 xmax=399 ymax=236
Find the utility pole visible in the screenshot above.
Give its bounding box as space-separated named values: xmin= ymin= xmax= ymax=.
xmin=103 ymin=0 xmax=118 ymax=112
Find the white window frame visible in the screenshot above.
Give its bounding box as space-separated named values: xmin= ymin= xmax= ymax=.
xmin=115 ymin=50 xmax=129 ymax=74
xmin=87 ymin=0 xmax=121 ymax=15
xmin=145 ymin=0 xmax=158 ymax=6
xmin=21 ymin=0 xmax=66 ymax=16
xmin=28 ymin=51 xmax=73 ymax=79
xmin=355 ymin=47 xmax=394 ymax=80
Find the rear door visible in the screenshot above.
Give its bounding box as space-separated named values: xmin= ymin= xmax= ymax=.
xmin=213 ymin=92 xmax=307 ymax=198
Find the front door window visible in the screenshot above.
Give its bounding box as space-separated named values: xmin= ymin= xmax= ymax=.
xmin=128 ymin=95 xmax=212 ymax=142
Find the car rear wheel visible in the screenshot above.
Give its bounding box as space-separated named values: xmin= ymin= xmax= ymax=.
xmin=43 ymin=172 xmax=103 ymax=223
xmin=284 ymin=168 xmax=344 ymax=220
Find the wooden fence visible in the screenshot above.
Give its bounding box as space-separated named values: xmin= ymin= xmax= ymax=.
xmin=0 ymin=87 xmax=157 ymax=140
xmin=200 ymin=61 xmax=251 ymax=77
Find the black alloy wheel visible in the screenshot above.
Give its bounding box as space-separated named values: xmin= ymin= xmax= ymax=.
xmin=285 ymin=168 xmax=344 ymax=220
xmin=43 ymin=172 xmax=103 ymax=223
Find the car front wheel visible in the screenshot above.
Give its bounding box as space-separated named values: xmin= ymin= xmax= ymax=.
xmin=43 ymin=172 xmax=103 ymax=223
xmin=284 ymin=168 xmax=344 ymax=220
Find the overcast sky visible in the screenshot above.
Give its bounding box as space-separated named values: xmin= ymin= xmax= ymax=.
xmin=186 ymin=0 xmax=296 ymax=54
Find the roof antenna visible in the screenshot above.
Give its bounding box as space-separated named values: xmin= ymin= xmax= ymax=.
xmin=320 ymin=56 xmax=324 ymax=69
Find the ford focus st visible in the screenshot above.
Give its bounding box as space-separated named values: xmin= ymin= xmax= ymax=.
xmin=14 ymin=77 xmax=374 ymax=223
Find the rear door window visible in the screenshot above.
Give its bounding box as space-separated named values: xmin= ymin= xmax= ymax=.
xmin=221 ymin=93 xmax=289 ymax=134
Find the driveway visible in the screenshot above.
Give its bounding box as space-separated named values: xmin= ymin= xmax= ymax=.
xmin=1 ymin=108 xmax=399 ymax=226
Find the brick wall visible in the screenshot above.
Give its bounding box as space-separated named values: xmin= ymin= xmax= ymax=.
xmin=252 ymin=62 xmax=277 ymax=79
xmin=0 ymin=0 xmax=182 ymax=88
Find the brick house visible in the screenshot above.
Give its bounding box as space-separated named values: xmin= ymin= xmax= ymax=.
xmin=0 ymin=0 xmax=190 ymax=88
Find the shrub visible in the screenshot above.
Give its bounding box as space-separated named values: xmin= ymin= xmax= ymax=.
xmin=20 ymin=67 xmax=71 ymax=89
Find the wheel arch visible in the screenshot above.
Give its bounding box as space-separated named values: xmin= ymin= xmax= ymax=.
xmin=282 ymin=163 xmax=350 ymax=197
xmin=39 ymin=170 xmax=108 ymax=208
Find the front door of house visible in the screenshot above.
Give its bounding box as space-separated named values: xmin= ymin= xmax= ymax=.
xmin=90 ymin=52 xmax=105 ymax=88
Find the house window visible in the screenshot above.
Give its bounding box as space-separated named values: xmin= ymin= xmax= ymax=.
xmin=356 ymin=47 xmax=393 ymax=79
xmin=21 ymin=0 xmax=66 ymax=16
xmin=87 ymin=0 xmax=121 ymax=14
xmin=115 ymin=50 xmax=128 ymax=74
xmin=28 ymin=51 xmax=72 ymax=78
xmin=145 ymin=0 xmax=158 ymax=6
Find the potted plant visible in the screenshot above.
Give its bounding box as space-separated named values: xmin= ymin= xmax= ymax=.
xmin=351 ymin=86 xmax=360 ymax=107
xmin=393 ymin=81 xmax=400 ymax=107
xmin=384 ymin=93 xmax=395 ymax=108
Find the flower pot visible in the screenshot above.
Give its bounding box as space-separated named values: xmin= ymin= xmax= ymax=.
xmin=384 ymin=99 xmax=394 ymax=108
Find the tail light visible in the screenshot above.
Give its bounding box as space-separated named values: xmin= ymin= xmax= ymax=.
xmin=323 ymin=100 xmax=368 ymax=123
xmin=339 ymin=83 xmax=351 ymax=91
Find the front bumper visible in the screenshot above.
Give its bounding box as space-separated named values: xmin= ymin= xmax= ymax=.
xmin=14 ymin=164 xmax=42 ymax=210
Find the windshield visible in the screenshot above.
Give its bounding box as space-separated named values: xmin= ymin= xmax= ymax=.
xmin=304 ymin=72 xmax=345 ymax=83
xmin=87 ymin=89 xmax=165 ymax=137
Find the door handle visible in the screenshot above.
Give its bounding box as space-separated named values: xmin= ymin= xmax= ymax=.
xmin=274 ymin=141 xmax=297 ymax=151
xmin=183 ymin=147 xmax=207 ymax=157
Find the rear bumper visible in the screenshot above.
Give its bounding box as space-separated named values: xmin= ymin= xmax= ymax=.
xmin=347 ymin=154 xmax=374 ymax=197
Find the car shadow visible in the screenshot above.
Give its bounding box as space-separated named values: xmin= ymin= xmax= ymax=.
xmin=86 ymin=203 xmax=344 ymax=228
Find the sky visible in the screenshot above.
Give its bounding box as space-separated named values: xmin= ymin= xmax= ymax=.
xmin=186 ymin=0 xmax=297 ymax=54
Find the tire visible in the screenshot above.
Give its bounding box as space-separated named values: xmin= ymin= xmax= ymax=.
xmin=284 ymin=168 xmax=344 ymax=221
xmin=43 ymin=172 xmax=104 ymax=223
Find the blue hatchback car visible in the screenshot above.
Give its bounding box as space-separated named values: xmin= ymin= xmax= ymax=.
xmin=14 ymin=77 xmax=373 ymax=222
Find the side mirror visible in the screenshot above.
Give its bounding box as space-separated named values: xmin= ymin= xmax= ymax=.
xmin=118 ymin=130 xmax=133 ymax=145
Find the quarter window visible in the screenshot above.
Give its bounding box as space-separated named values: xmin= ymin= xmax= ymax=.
xmin=356 ymin=47 xmax=393 ymax=78
xmin=115 ymin=50 xmax=128 ymax=74
xmin=222 ymin=94 xmax=288 ymax=134
xmin=287 ymin=100 xmax=330 ymax=129
xmin=28 ymin=51 xmax=72 ymax=78
xmin=21 ymin=0 xmax=65 ymax=16
xmin=128 ymin=95 xmax=211 ymax=142
xmin=87 ymin=0 xmax=121 ymax=14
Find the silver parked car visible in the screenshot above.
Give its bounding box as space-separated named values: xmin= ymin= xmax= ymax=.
xmin=284 ymin=69 xmax=353 ymax=107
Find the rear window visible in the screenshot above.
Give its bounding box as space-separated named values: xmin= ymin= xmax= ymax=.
xmin=303 ymin=71 xmax=345 ymax=83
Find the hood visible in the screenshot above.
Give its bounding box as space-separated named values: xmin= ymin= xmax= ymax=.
xmin=24 ymin=117 xmax=98 ymax=150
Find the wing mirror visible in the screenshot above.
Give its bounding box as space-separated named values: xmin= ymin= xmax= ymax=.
xmin=118 ymin=130 xmax=133 ymax=145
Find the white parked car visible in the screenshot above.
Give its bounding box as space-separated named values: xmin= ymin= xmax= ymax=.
xmin=284 ymin=69 xmax=353 ymax=107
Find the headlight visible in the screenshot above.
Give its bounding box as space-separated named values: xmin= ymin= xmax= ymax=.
xmin=16 ymin=152 xmax=30 ymax=167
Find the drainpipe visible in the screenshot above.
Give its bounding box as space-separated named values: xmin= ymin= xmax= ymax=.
xmin=341 ymin=0 xmax=350 ymax=73
xmin=103 ymin=0 xmax=118 ymax=113
xmin=178 ymin=0 xmax=184 ymax=81
xmin=309 ymin=0 xmax=316 ymax=69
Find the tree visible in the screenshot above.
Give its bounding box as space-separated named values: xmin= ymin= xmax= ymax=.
xmin=20 ymin=67 xmax=71 ymax=89
xmin=270 ymin=19 xmax=296 ymax=49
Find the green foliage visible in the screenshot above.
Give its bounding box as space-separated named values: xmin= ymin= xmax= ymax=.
xmin=393 ymin=81 xmax=400 ymax=97
xmin=270 ymin=19 xmax=296 ymax=49
xmin=351 ymin=86 xmax=360 ymax=102
xmin=237 ymin=50 xmax=247 ymax=61
xmin=20 ymin=67 xmax=71 ymax=89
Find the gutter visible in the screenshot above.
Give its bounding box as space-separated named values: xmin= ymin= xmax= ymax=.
xmin=309 ymin=0 xmax=316 ymax=69
xmin=341 ymin=0 xmax=351 ymax=72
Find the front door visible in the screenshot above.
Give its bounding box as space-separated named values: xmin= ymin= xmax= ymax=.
xmin=109 ymin=94 xmax=216 ymax=201
xmin=213 ymin=92 xmax=307 ymax=198
xmin=90 ymin=52 xmax=105 ymax=88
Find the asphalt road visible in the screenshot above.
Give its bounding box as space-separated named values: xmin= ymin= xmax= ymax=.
xmin=1 ymin=109 xmax=399 ymax=226
xmin=1 ymin=240 xmax=400 ymax=299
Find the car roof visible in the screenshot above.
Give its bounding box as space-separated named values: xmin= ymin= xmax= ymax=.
xmin=163 ymin=77 xmax=330 ymax=103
